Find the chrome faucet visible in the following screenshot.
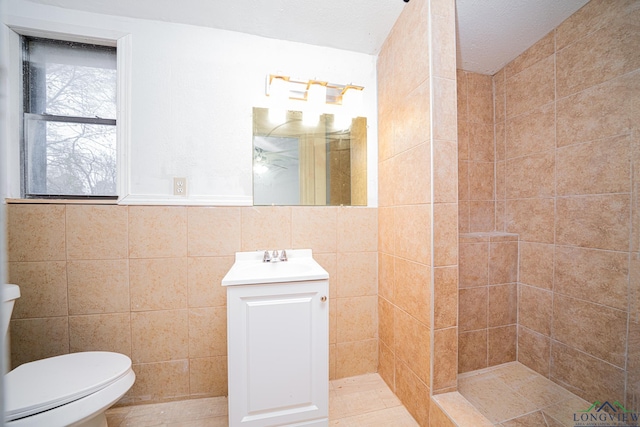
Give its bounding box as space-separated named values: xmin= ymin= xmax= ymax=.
xmin=263 ymin=249 xmax=288 ymax=262
xmin=263 ymin=250 xmax=272 ymax=262
xmin=280 ymin=249 xmax=287 ymax=261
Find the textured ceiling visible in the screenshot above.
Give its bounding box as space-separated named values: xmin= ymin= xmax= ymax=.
xmin=22 ymin=0 xmax=590 ymax=74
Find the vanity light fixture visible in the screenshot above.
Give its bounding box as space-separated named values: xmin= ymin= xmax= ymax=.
xmin=266 ymin=74 xmax=364 ymax=126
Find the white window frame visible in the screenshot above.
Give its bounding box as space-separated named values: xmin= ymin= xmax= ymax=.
xmin=3 ymin=16 xmax=131 ymax=202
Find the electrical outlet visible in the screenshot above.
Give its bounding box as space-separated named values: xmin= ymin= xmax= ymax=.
xmin=173 ymin=177 xmax=187 ymax=196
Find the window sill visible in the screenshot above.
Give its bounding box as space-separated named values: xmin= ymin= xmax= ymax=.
xmin=5 ymin=198 xmax=118 ymax=205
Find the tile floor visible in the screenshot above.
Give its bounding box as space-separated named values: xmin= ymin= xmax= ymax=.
xmin=458 ymin=362 xmax=590 ymax=426
xmin=106 ymin=373 xmax=419 ymax=426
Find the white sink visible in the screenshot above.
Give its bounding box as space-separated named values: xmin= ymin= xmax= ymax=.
xmin=222 ymin=249 xmax=328 ymax=286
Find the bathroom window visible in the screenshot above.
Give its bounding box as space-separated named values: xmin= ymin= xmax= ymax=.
xmin=22 ymin=36 xmax=117 ymax=198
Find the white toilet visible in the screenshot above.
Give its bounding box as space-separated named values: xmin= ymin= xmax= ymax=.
xmin=2 ymin=284 xmax=135 ymax=427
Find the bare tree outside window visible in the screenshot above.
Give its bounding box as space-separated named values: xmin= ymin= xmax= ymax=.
xmin=23 ymin=37 xmax=117 ymax=198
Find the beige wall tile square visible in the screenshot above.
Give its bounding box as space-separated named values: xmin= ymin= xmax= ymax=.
xmin=506 ymin=31 xmax=555 ymax=78
xmin=517 ymin=326 xmax=550 ymax=377
xmin=519 ymin=242 xmax=554 ymax=290
xmin=556 ymin=194 xmax=631 ymax=251
xmin=130 ymin=257 xmax=187 ymax=311
xmin=495 ymin=160 xmax=505 ymax=201
xmin=433 ymin=77 xmax=458 ymax=141
xmin=467 ymin=72 xmax=494 ymax=125
xmin=69 ymin=313 xmax=131 ymax=356
xmin=494 ymin=70 xmax=506 ymax=124
xmin=395 ymin=359 xmax=430 ymax=426
xmin=129 ymin=206 xmax=187 ymax=258
xmin=330 ymin=298 xmax=336 ymax=345
xmin=434 ymin=140 xmax=458 ymax=204
xmin=556 ymin=135 xmax=631 ymax=196
xmin=335 ymin=339 xmax=378 ymax=379
xmin=468 ymin=162 xmax=494 ymax=201
xmin=434 ymin=203 xmax=458 ymax=267
xmin=9 ymin=261 xmax=68 ymax=318
xmin=131 ymin=309 xmax=188 ymax=363
xmin=378 ymin=253 xmax=394 ymax=303
xmin=394 ymin=205 xmax=431 ymax=265
xmin=458 ymin=330 xmax=487 ymax=373
xmin=506 ymin=198 xmax=555 ymax=243
xmin=378 ymin=296 xmax=394 ymax=350
xmin=336 ymin=296 xmax=377 ymax=343
xmin=433 ymin=327 xmax=457 ymax=391
xmin=189 ymin=356 xmax=228 ymax=397
xmin=555 ymin=0 xmax=634 ymax=50
xmin=469 ymin=201 xmax=495 ymax=232
xmin=488 ymin=241 xmax=518 ymax=285
xmin=557 ymin=22 xmax=640 ymax=98
xmin=552 ymin=294 xmax=627 ymax=367
xmin=291 ymin=207 xmax=337 ymax=253
xmin=551 ymin=341 xmax=625 ymax=405
xmin=391 ymin=0 xmax=429 ymax=98
xmin=519 ymin=285 xmax=552 ymax=336
xmin=394 ymin=309 xmax=430 ymax=384
xmin=459 ymin=242 xmax=488 ymax=287
xmin=187 ymin=207 xmax=241 ymax=256
xmin=458 ymin=201 xmax=470 ymax=234
xmin=459 ymin=287 xmax=487 ymax=332
xmin=506 ymin=56 xmax=554 ymax=118
xmin=557 ymin=72 xmax=639 ymax=147
xmin=188 ymin=307 xmax=226 ymax=358
xmin=495 ymin=122 xmax=506 ymax=161
xmin=7 ymin=204 xmax=65 ymax=262
xmin=10 ymin=317 xmax=69 ymax=368
xmin=505 ymin=103 xmax=555 ymax=160
xmin=393 ymin=143 xmax=431 ymax=206
xmin=129 ymin=360 xmax=190 ymax=403
xmin=394 ymin=258 xmax=430 ymax=325
xmin=329 ymin=343 xmax=337 ymax=380
xmin=458 ymin=160 xmax=470 ymax=202
xmin=488 ymin=284 xmax=517 ymax=327
xmin=505 ymin=151 xmax=555 ymax=199
xmin=66 ymin=205 xmax=128 ymax=260
xmin=555 ymin=246 xmax=629 ymax=311
xmin=434 ymin=266 xmax=458 ymax=329
xmin=378 ymin=207 xmax=395 ymax=255
xmin=469 ymin=123 xmax=494 ymax=163
xmin=488 ymin=325 xmax=516 ymax=366
xmin=337 ymin=252 xmax=377 ymax=297
xmin=187 ymin=256 xmax=233 ymax=308
xmin=378 ymin=158 xmax=395 ymax=208
xmin=337 ymin=208 xmax=378 ymax=253
xmin=68 ymin=259 xmax=130 ymax=315
xmin=395 ymin=82 xmax=431 ymax=155
xmin=431 ymin=9 xmax=456 ymax=80
xmin=241 ymin=206 xmax=291 ymax=251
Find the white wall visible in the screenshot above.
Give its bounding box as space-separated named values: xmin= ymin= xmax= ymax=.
xmin=1 ymin=0 xmax=379 ymax=206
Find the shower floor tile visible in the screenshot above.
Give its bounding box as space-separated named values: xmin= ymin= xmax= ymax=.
xmin=106 ymin=373 xmax=418 ymax=426
xmin=458 ymin=362 xmax=590 ymax=426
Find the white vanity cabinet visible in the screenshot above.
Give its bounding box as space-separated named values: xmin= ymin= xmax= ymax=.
xmin=223 ymin=250 xmax=329 ymax=427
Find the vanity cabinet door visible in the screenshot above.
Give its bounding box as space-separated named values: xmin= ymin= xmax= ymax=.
xmin=227 ymin=280 xmax=329 ymax=427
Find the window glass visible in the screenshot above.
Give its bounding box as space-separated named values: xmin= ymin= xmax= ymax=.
xmin=23 ymin=37 xmax=117 ymax=198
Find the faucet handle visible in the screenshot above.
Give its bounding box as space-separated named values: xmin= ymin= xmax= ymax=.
xmin=272 ymin=249 xmax=279 ymax=259
xmin=280 ymin=249 xmax=288 ymax=261
xmin=263 ymin=250 xmax=271 ymax=262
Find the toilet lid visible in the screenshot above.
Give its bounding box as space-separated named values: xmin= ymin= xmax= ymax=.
xmin=5 ymin=351 xmax=132 ymax=421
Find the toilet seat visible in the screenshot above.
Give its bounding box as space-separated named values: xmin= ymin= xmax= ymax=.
xmin=5 ymin=352 xmax=132 ymax=422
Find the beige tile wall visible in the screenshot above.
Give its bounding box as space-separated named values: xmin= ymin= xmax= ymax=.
xmin=7 ymin=204 xmax=378 ymax=405
xmin=493 ymin=0 xmax=640 ymax=410
xmin=457 ymin=70 xmax=495 ymax=233
xmin=458 ymin=232 xmax=517 ymax=373
xmin=378 ymin=0 xmax=458 ymax=425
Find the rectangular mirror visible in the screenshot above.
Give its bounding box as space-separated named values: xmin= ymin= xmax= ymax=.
xmin=253 ymin=107 xmax=367 ymax=206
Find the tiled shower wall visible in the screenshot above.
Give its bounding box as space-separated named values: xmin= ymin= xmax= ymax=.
xmin=378 ymin=0 xmax=458 ymax=425
xmin=458 ymin=232 xmax=517 ymax=373
xmin=493 ymin=0 xmax=639 ymax=410
xmin=7 ymin=204 xmax=378 ymax=405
